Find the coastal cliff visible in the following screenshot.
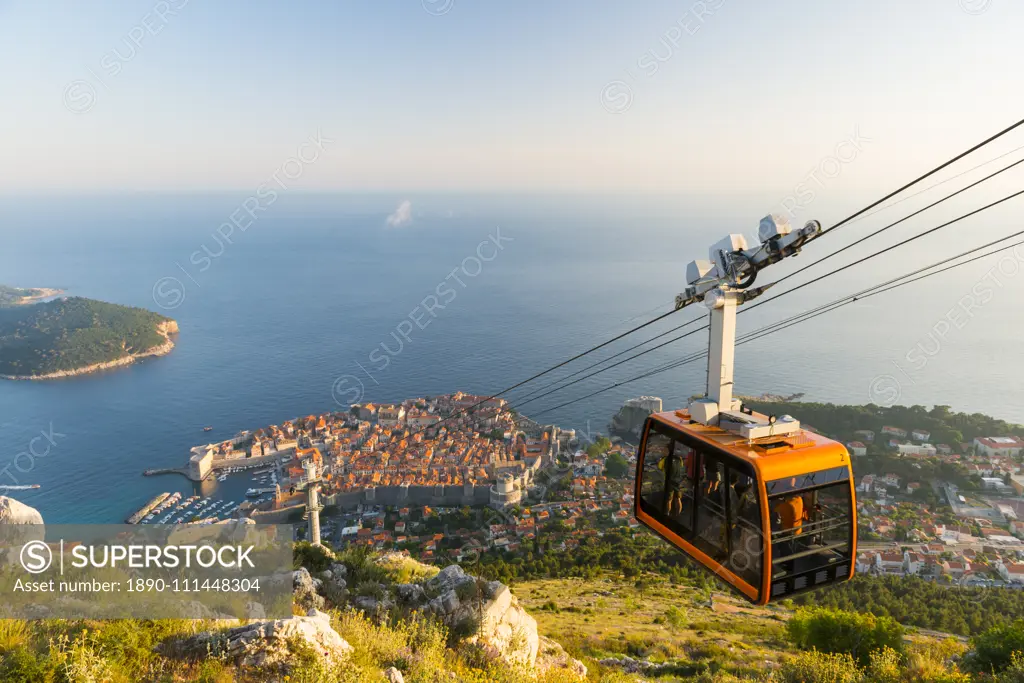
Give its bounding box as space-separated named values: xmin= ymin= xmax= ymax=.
xmin=609 ymin=396 xmax=663 ymax=439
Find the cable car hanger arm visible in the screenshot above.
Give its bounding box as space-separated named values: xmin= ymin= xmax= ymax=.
xmin=674 ymin=216 xmax=822 ymax=310
xmin=673 ymin=215 xmax=821 ymax=435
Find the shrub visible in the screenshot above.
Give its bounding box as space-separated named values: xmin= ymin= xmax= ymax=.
xmin=0 ymin=646 xmax=48 ymax=682
xmin=775 ymin=650 xmax=861 ymax=683
xmin=996 ymin=652 xmax=1024 ymax=683
xmin=293 ymin=540 xmax=335 ymax=573
xmin=287 ymin=636 xmax=362 ymax=683
xmin=865 ymin=646 xmax=902 ymax=683
xmin=0 ymin=621 xmax=31 ymax=653
xmin=788 ymin=607 xmax=905 ymax=666
xmin=969 ymin=619 xmax=1024 ymax=673
xmin=456 ymin=580 xmax=481 ymax=602
xmin=193 ymin=659 xmax=234 ymax=683
xmin=333 ymin=607 xmax=449 ymax=679
xmin=49 ymin=631 xmax=118 ymax=683
xmin=355 ymin=581 xmax=385 ymax=599
xmin=904 ymin=639 xmax=971 ymax=683
xmin=665 ymin=606 xmax=687 ymax=629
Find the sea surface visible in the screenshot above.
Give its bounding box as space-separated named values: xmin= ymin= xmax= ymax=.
xmin=1 ymin=192 xmax=1022 ymax=523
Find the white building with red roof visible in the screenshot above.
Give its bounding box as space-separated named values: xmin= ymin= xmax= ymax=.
xmin=998 ymin=561 xmax=1024 ymax=583
xmin=975 ymin=436 xmax=1024 ymax=458
xmin=847 ymin=441 xmax=867 ymax=457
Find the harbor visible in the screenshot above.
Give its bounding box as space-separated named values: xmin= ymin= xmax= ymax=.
xmin=126 ymin=461 xmax=282 ymax=525
xmin=124 ymin=491 xmax=246 ymax=525
xmin=142 ymin=454 xmax=282 ymax=482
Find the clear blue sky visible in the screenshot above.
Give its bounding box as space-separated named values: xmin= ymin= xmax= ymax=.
xmin=3 ymin=0 xmax=1023 ymax=193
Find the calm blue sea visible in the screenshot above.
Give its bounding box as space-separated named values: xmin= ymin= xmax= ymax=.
xmin=1 ymin=192 xmax=1022 ymax=522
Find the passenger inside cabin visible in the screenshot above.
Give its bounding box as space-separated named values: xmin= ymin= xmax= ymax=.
xmin=772 ymin=483 xmax=811 ymax=573
xmin=665 ymin=450 xmax=687 ymax=517
xmin=695 ymin=457 xmax=727 ymax=557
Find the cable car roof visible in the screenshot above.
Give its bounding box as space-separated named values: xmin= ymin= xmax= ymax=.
xmin=648 ymin=409 xmax=851 ymax=484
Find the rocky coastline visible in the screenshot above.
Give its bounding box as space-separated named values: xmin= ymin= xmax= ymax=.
xmin=13 ymin=287 xmax=65 ymax=305
xmin=0 ymin=320 xmax=178 ymax=381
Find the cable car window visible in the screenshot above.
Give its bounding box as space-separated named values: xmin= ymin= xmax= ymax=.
xmin=638 ymin=429 xmax=695 ymax=535
xmin=726 ymin=470 xmax=763 ymax=587
xmin=639 ymin=431 xmax=671 ymax=513
xmin=765 ymin=466 xmax=848 ymax=496
xmin=666 ymin=442 xmax=696 ymax=534
xmin=694 ymin=455 xmax=727 ymax=560
xmin=768 ymin=467 xmax=853 ymax=596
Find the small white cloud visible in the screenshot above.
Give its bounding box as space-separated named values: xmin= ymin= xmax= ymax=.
xmin=385 ymin=200 xmax=413 ymax=228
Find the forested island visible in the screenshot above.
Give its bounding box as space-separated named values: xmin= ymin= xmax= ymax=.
xmin=0 ymin=296 xmax=178 ymax=379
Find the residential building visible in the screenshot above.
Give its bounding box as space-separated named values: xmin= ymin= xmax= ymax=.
xmin=974 ymin=436 xmax=1024 ymax=458
xmin=898 ymin=443 xmax=937 ymax=457
xmin=853 ymin=429 xmax=876 ymax=442
xmin=998 ymin=561 xmax=1024 ymax=583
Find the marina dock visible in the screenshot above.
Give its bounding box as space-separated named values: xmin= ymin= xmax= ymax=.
xmin=126 ymin=492 xmax=170 ymax=524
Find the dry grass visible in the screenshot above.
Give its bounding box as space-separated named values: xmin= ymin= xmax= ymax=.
xmin=517 ymin=573 xmax=792 ymax=677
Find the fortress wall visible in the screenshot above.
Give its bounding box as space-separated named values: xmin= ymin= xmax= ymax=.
xmin=256 ymin=483 xmax=496 ymax=523
xmin=249 ymin=506 xmax=303 ymax=524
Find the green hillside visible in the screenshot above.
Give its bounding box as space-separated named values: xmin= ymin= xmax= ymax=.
xmin=0 ymin=296 xmax=175 ymax=377
xmin=741 ymin=401 xmax=1023 ymax=448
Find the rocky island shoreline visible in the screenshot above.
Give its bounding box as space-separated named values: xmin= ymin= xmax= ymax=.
xmin=0 ymin=320 xmax=179 ymax=380
xmin=0 ymin=296 xmax=179 ymax=381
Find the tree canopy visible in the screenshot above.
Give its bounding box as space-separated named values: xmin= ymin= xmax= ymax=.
xmin=604 ymin=451 xmax=630 ymax=479
xmin=0 ymin=297 xmax=173 ymax=376
xmin=744 ymin=400 xmax=1021 ymax=448
xmin=788 ymin=607 xmax=905 ymax=666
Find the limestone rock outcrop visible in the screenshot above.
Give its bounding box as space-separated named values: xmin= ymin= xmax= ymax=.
xmin=293 ymin=566 xmax=326 ymax=611
xmin=420 ymin=564 xmax=541 ymax=668
xmin=538 ymin=636 xmax=588 ymax=679
xmin=0 ymin=496 xmax=43 ymax=524
xmin=159 ymin=608 xmax=352 ymax=676
xmin=332 ymin=557 xmax=586 ymax=678
xmin=0 ymin=496 xmax=44 ymax=564
xmin=295 ymin=553 xmax=586 ymax=679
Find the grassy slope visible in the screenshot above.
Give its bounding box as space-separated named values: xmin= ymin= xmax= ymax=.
xmin=517 ymin=574 xmax=791 ymax=679
xmin=516 ymin=572 xmax=979 ymax=682
xmin=0 ymin=564 xmax=980 ymax=682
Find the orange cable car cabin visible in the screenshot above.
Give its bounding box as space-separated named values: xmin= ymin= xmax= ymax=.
xmin=630 ymin=215 xmax=857 ymax=604
xmin=633 ymin=407 xmax=857 ymax=605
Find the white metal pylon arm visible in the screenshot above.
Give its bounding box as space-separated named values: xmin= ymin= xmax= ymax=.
xmin=675 ymin=216 xmax=822 ymax=310
xmin=677 ymin=215 xmax=821 ymax=433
